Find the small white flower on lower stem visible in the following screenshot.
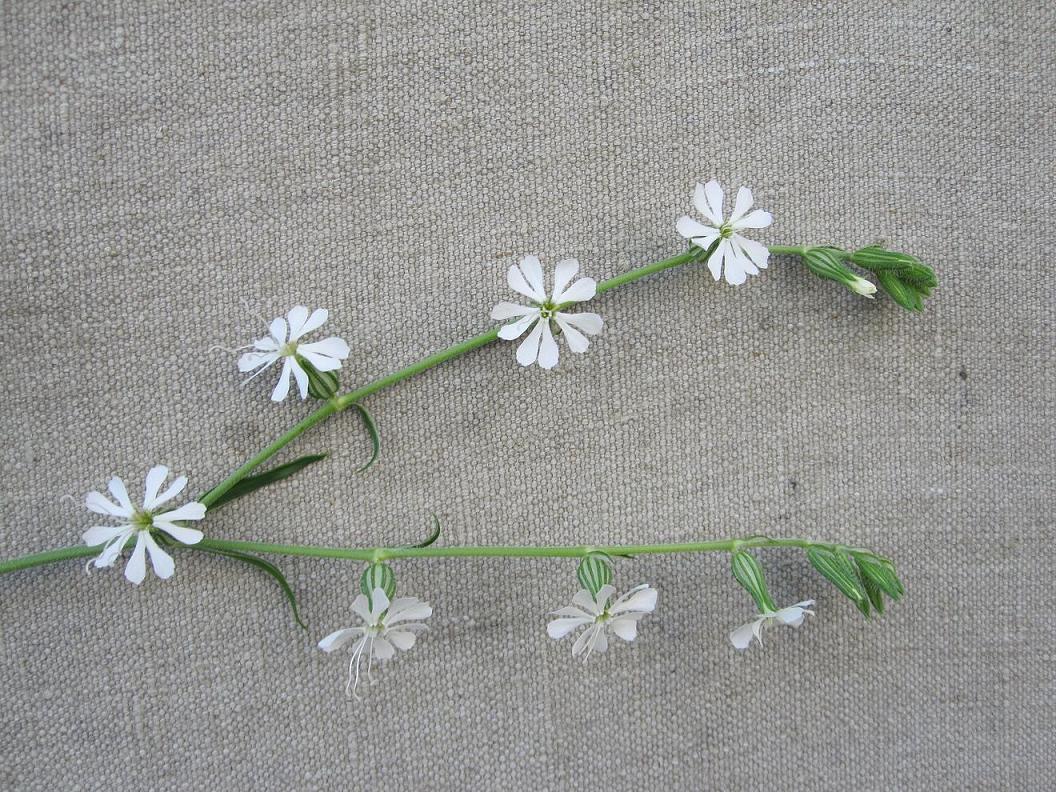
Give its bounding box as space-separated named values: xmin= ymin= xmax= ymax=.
xmin=237 ymin=305 xmax=350 ymax=401
xmin=318 ymin=588 xmax=432 ymax=698
xmin=82 ymin=466 xmax=206 ymax=585
xmin=547 ymin=584 xmax=658 ymax=661
xmin=490 ymin=255 xmax=604 ymax=369
xmin=676 ymin=179 xmax=774 ymax=285
xmin=729 ymin=599 xmax=815 ymax=651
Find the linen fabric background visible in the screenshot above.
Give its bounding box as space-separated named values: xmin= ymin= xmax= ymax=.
xmin=1 ymin=1 xmax=1053 ymax=789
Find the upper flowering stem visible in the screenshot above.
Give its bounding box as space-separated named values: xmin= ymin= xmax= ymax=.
xmin=491 ymin=256 xmax=604 ymax=369
xmin=237 ymin=306 xmax=350 ymax=401
xmin=82 ymin=466 xmax=206 ymax=584
xmin=677 ymin=180 xmax=773 ymax=285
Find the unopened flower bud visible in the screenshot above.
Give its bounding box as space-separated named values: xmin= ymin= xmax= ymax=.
xmin=576 ymin=554 xmax=613 ymax=596
xmin=360 ymin=562 xmax=396 ymax=603
xmin=849 ymin=277 xmax=877 ymax=297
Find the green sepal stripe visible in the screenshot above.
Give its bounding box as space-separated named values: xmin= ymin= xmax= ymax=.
xmin=351 ymin=403 xmax=380 ymax=472
xmin=202 ymin=453 xmax=328 ymax=509
xmin=807 ymin=548 xmax=867 ymax=608
xmin=853 ymin=553 xmax=904 ymax=600
xmin=299 ymin=356 xmax=340 ymax=400
xmin=360 ymin=562 xmax=396 ymax=602
xmin=576 ymin=554 xmax=613 ymax=596
xmin=731 ymin=551 xmax=777 ymax=613
xmin=191 ymin=543 xmax=307 ymax=630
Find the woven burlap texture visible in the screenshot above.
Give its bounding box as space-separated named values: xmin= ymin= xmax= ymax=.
xmin=1 ymin=1 xmax=1053 ymax=789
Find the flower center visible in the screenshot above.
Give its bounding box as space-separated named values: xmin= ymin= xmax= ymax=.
xmin=538 ymin=300 xmax=557 ymax=320
xmin=131 ymin=511 xmax=154 ymax=531
xmin=279 ymin=341 xmax=299 ymax=357
xmin=719 ymin=222 xmax=734 ymax=239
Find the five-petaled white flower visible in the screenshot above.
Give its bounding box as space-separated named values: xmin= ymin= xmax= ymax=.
xmin=546 ymin=583 xmax=657 ymax=661
xmin=82 ymin=466 xmax=206 ymax=585
xmin=237 ymin=306 xmax=350 ymax=401
xmin=676 ymin=180 xmax=774 ymax=285
xmin=318 ymin=588 xmax=432 ymax=698
xmin=491 ymin=256 xmax=604 ymax=369
xmin=729 ymin=599 xmax=815 ymax=651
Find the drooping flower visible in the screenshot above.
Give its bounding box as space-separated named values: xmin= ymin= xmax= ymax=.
xmin=490 ymin=256 xmax=603 ymax=369
xmin=237 ymin=306 xmax=350 ymax=401
xmin=82 ymin=466 xmax=206 ymax=585
xmin=729 ymin=599 xmax=815 ymax=651
xmin=546 ymin=583 xmax=657 ymax=660
xmin=676 ymin=180 xmax=774 ymax=285
xmin=318 ymin=588 xmax=432 ymax=698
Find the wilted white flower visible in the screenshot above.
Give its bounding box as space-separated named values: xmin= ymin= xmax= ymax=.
xmin=318 ymin=588 xmax=432 ymax=698
xmin=849 ymin=276 xmax=877 ymax=297
xmin=730 ymin=599 xmax=815 ymax=651
xmin=491 ymin=256 xmax=603 ymax=369
xmin=82 ymin=466 xmax=206 ymax=585
xmin=237 ymin=306 xmax=350 ymax=401
xmin=676 ymin=180 xmax=774 ymax=285
xmin=547 ymin=583 xmax=657 ymax=660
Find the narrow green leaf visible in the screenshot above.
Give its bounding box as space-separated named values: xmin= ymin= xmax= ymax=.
xmin=204 ymin=453 xmax=328 ymax=509
xmin=192 ymin=545 xmax=307 ymax=630
xmin=807 ymin=548 xmax=867 ymax=608
xmin=731 ymin=551 xmax=777 ymax=613
xmin=408 ymin=513 xmax=442 ymax=548
xmin=351 ymin=403 xmax=380 ymax=472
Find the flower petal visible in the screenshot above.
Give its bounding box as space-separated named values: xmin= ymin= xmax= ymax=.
xmin=156 ymin=502 xmax=206 ymax=523
xmin=694 ymin=180 xmax=724 ymax=225
xmin=93 ymin=528 xmax=133 ymax=568
xmin=498 ymin=312 xmax=539 ymax=341
xmin=318 ymin=627 xmax=362 ymax=652
xmin=290 ymin=307 xmax=328 ymax=341
xmin=554 ymin=316 xmax=589 ymax=353
xmin=150 ymin=476 xmax=187 ymax=511
xmin=730 ymin=620 xmax=758 ymax=650
xmin=676 ymin=216 xmax=720 ymax=245
xmin=572 ymin=587 xmax=604 ymax=615
xmin=732 ymin=209 xmax=772 ymax=230
xmin=608 ymin=614 xmax=643 ymax=642
xmin=82 ymin=524 xmax=130 ymax=547
xmin=729 ymin=186 xmax=754 ymax=224
xmin=142 ymin=532 xmax=175 ymax=580
xmin=515 ymin=320 xmax=544 ymax=366
xmin=571 ymin=624 xmax=599 ymax=657
xmin=254 ymin=336 xmax=279 ymax=352
xmin=270 ymin=357 xmax=293 ymax=401
xmin=733 ymin=234 xmax=770 ymax=271
xmin=385 ymin=598 xmax=433 ymax=625
xmin=142 ymin=466 xmax=169 ymax=510
xmin=553 ymin=277 xmax=596 ymax=305
xmin=556 ymin=311 xmax=603 ymax=336
xmin=351 ymin=593 xmax=372 ymax=623
xmin=369 ymin=588 xmax=391 ymax=620
xmin=108 ymin=477 xmax=135 ymax=514
xmin=298 ymin=337 xmax=349 ymax=360
xmin=550 ymin=258 xmax=580 ymax=303
xmin=371 ymin=636 xmax=396 ymax=661
xmin=490 ymin=302 xmax=536 ymax=321
xmin=547 ymin=617 xmax=592 ymax=640
xmin=610 ymin=584 xmax=657 ymax=615
xmin=124 ymin=532 xmax=148 ymax=585
xmin=298 ymin=349 xmax=343 ymax=372
xmin=508 ymin=259 xmax=545 ymax=303
xmin=291 ymin=358 xmax=309 ymax=400
xmin=386 ymin=629 xmax=418 ymax=652
xmin=518 ymin=255 xmax=546 ymax=301
xmin=286 ymin=306 xmax=310 ymax=339
xmin=537 ymin=322 xmax=560 ymax=370
xmin=154 ymin=521 xmax=204 ymax=545
xmin=268 ymin=317 xmax=288 ymax=345
xmin=707 ymin=240 xmax=726 ymax=281
xmin=727 ymin=239 xmax=759 ymax=277
xmin=593 ymin=584 xmax=616 ymax=611
xmin=238 ymin=351 xmax=279 ymax=374
xmin=85 ymin=491 xmax=130 ymax=518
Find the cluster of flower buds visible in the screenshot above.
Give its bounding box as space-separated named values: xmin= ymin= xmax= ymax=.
xmin=800 ymin=245 xmax=937 ymax=310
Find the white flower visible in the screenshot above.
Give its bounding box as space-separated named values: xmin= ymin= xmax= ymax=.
xmin=849 ymin=276 xmax=878 ymax=297
xmin=490 ymin=256 xmax=604 ymax=369
xmin=546 ymin=583 xmax=657 ymax=661
xmin=82 ymin=466 xmax=206 ymax=585
xmin=237 ymin=306 xmax=350 ymax=401
xmin=729 ymin=599 xmax=815 ymax=651
xmin=676 ymin=180 xmax=774 ymax=285
xmin=318 ymin=588 xmax=432 ymax=698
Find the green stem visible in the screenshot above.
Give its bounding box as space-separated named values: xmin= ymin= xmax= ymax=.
xmin=0 ymin=535 xmax=883 ymax=576
xmin=201 ymin=243 xmax=713 ymax=507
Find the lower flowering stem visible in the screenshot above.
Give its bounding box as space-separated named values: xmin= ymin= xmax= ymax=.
xmin=0 ymin=535 xmax=885 ymax=575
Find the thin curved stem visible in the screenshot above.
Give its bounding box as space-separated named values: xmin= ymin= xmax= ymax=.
xmin=0 ymin=535 xmax=884 ymax=576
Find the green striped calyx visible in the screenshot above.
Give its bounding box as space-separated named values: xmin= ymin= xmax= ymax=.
xmin=576 ymin=554 xmax=613 ymax=596
xmin=360 ymin=562 xmax=396 ymax=605
xmin=731 ymin=551 xmax=777 ymax=613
